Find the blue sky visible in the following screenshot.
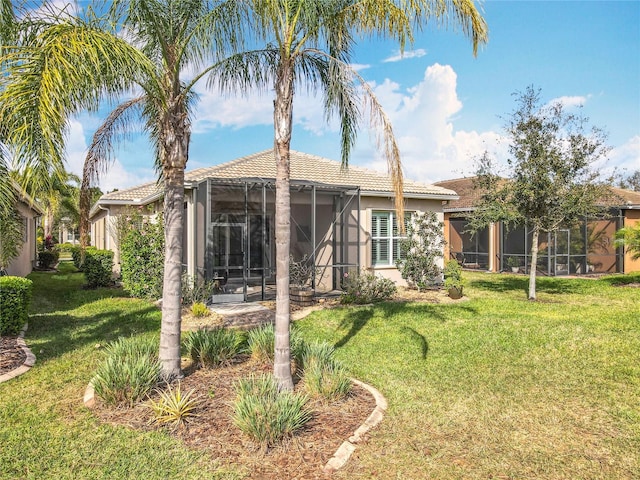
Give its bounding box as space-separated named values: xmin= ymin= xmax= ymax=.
xmin=64 ymin=1 xmax=640 ymax=192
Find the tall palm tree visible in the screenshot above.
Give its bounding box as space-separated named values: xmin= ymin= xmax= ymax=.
xmin=0 ymin=0 xmax=247 ymax=379
xmin=214 ymin=0 xmax=487 ymax=390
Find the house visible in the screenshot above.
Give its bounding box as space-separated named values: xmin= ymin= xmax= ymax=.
xmin=435 ymin=177 xmax=640 ymax=275
xmin=90 ymin=150 xmax=458 ymax=302
xmin=1 ymin=182 xmax=43 ymax=277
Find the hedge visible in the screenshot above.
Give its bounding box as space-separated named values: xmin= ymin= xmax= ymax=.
xmin=38 ymin=249 xmax=59 ymax=269
xmin=71 ymin=246 xmax=97 ymax=271
xmin=120 ymin=221 xmax=164 ymax=299
xmin=0 ymin=276 xmax=33 ymax=335
xmin=83 ymin=249 xmax=114 ymax=288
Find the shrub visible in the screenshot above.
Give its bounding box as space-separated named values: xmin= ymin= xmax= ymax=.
xmin=120 ymin=219 xmax=164 ymax=299
xmin=181 ymin=274 xmax=218 ymax=306
xmin=232 ymin=374 xmax=312 ymax=448
xmin=340 ymin=270 xmax=396 ymax=304
xmin=246 ymin=323 xmax=307 ymax=367
xmin=92 ymin=336 xmax=160 ymax=407
xmin=183 ymin=328 xmax=243 ymax=368
xmin=57 ymin=242 xmax=75 ymax=253
xmin=0 ymin=276 xmax=33 ymax=335
xmin=147 ymin=383 xmax=200 ymax=428
xmin=301 ymin=342 xmax=351 ymax=402
xmin=37 ymin=249 xmax=59 ymax=269
xmin=443 ymin=259 xmax=464 ymax=289
xmin=191 ymin=302 xmax=209 ymax=317
xmin=83 ymin=249 xmax=114 ymax=288
xmin=396 ymin=211 xmax=445 ymax=290
xmin=70 ymin=246 xmax=97 ymax=270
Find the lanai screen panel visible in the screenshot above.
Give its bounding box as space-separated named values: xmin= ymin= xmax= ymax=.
xmin=449 ymin=217 xmax=489 ymax=270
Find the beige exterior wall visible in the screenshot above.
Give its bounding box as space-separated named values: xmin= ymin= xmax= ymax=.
xmin=90 ymin=201 xmax=163 ymax=273
xmin=623 ymin=210 xmax=640 ymax=273
xmin=4 ymin=200 xmax=40 ymax=277
xmin=359 ymin=196 xmax=445 ymax=286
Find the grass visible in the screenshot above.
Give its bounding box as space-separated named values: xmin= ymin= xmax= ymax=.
xmin=0 ymin=262 xmax=240 ymax=480
xmin=1 ymin=263 xmax=638 ymax=479
xmin=297 ymin=271 xmax=640 ymax=479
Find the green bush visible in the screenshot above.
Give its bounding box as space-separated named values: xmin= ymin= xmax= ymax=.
xmin=83 ymin=249 xmax=114 ymax=288
xmin=57 ymin=242 xmax=75 ymax=253
xmin=120 ymin=220 xmax=164 ymax=299
xmin=246 ymin=323 xmax=307 ymax=367
xmin=37 ymin=249 xmax=59 ymax=269
xmin=190 ymin=302 xmax=209 ymax=318
xmin=340 ymin=270 xmax=397 ymax=304
xmin=183 ymin=328 xmax=243 ymax=368
xmin=0 ymin=276 xmax=33 ymax=335
xmin=232 ymin=374 xmax=312 ymax=448
xmin=92 ymin=336 xmax=160 ymax=407
xmin=70 ymin=246 xmax=97 ymax=270
xmin=301 ymin=342 xmax=352 ymax=402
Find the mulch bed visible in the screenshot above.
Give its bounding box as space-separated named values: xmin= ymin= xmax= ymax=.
xmin=92 ymin=356 xmax=376 ymax=479
xmin=0 ymin=335 xmax=26 ymax=376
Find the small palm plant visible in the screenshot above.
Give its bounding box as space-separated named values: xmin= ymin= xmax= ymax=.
xmin=147 ymin=382 xmax=200 ymax=429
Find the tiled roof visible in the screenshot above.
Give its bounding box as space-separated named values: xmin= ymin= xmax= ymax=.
xmin=97 ymin=150 xmax=458 ymax=205
xmin=435 ymin=177 xmax=640 ymax=212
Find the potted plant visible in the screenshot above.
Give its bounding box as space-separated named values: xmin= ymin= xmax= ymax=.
xmin=506 ymin=256 xmax=520 ymax=273
xmin=289 ymin=254 xmax=318 ymax=306
xmin=443 ymin=259 xmax=464 ymax=299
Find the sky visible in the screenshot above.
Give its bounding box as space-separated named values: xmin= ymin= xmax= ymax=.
xmin=63 ymin=1 xmax=640 ymax=193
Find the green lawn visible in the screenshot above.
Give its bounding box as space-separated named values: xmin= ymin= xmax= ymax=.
xmin=298 ymin=273 xmax=640 ymax=479
xmin=1 ymin=264 xmax=638 ymax=479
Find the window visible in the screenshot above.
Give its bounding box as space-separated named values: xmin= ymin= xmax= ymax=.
xmin=371 ymin=211 xmax=409 ymax=266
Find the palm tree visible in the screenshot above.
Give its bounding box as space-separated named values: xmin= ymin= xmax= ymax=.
xmin=213 ymin=0 xmax=487 ymax=390
xmin=0 ymin=0 xmax=247 ymax=379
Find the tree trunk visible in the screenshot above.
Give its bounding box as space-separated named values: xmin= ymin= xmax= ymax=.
xmin=158 ymin=104 xmax=190 ymax=381
xmin=273 ymin=59 xmax=294 ymax=391
xmin=528 ymin=227 xmax=539 ymax=300
xmin=79 ymin=176 xmax=91 ymax=250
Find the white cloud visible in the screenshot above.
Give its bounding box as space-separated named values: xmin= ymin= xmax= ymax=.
xmin=601 ymin=135 xmax=640 ymax=175
xmin=352 ymin=63 xmax=504 ymax=183
xmin=64 ymin=119 xmax=155 ymax=192
xmin=547 ymin=95 xmax=590 ymax=109
xmin=350 ymin=63 xmax=371 ymax=71
xmin=383 ymin=49 xmax=427 ymax=63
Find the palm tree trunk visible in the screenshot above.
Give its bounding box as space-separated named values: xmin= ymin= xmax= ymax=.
xmin=528 ymin=227 xmax=539 ymax=300
xmin=273 ymin=59 xmax=294 ymax=391
xmin=159 ymin=109 xmax=190 ymax=380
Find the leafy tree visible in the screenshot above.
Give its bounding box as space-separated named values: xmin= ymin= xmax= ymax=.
xmin=617 ymin=170 xmax=640 ymax=192
xmin=0 ymin=1 xmax=247 ymax=379
xmin=215 ymin=0 xmax=487 ymax=390
xmin=615 ymin=224 xmax=640 ymax=260
xmin=469 ymin=86 xmax=610 ymax=300
xmin=397 ymin=212 xmax=445 ymax=291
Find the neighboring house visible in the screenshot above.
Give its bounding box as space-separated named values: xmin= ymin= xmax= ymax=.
xmin=435 ymin=177 xmax=640 ymax=275
xmin=90 ymin=150 xmax=458 ymax=302
xmin=2 ymin=182 xmax=43 ymax=277
xmin=58 ymin=221 xmax=80 ymax=245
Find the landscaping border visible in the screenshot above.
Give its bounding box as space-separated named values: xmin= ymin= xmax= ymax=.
xmin=0 ymin=324 xmax=36 ymax=383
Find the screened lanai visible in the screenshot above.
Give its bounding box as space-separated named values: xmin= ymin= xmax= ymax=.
xmin=500 ymin=214 xmax=624 ymax=276
xmin=193 ymin=178 xmax=361 ymax=303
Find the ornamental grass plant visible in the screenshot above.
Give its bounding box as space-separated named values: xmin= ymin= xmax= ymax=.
xmin=92 ymin=336 xmax=161 ymax=407
xmin=232 ymin=374 xmax=312 ymax=449
xmin=183 ymin=328 xmax=243 ymax=368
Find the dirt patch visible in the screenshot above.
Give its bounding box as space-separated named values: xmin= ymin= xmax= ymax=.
xmin=92 ymin=357 xmax=376 ymax=479
xmin=0 ymin=335 xmax=26 ymax=376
